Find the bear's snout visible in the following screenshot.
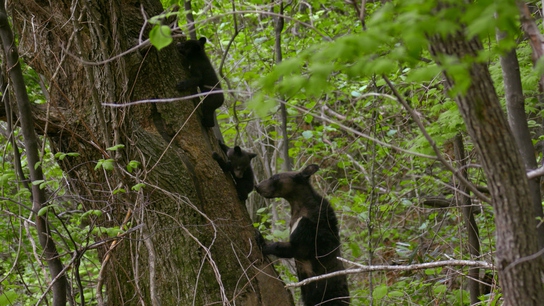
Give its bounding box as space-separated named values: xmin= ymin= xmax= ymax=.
xmin=254 ymin=182 xmax=272 ymax=198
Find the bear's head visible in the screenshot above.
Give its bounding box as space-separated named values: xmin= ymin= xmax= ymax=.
xmin=177 ymin=37 xmax=207 ymax=59
xmin=255 ymin=164 xmax=319 ymax=199
xmin=227 ymin=146 xmax=256 ymax=178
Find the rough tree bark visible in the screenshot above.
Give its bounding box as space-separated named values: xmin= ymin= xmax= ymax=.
xmin=429 ymin=27 xmax=544 ymax=306
xmin=8 ymin=0 xmax=293 ymax=305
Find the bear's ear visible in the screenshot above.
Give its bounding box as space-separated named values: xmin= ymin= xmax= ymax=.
xmin=248 ymin=152 xmax=257 ymax=160
xmin=198 ymin=37 xmax=207 ymax=46
xmin=299 ymin=164 xmax=319 ymax=179
xmin=234 ymin=146 xmax=242 ymax=155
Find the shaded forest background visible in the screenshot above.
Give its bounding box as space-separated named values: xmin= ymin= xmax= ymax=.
xmin=1 ymin=0 xmax=544 ymax=305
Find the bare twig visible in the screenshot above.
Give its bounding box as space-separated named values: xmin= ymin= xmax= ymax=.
xmin=143 ymin=226 xmax=160 ymax=306
xmin=527 ymin=166 xmax=544 ymax=179
xmin=102 ymin=89 xmax=239 ymax=107
xmin=504 ymin=247 xmax=544 ymax=273
xmin=286 ymin=257 xmax=494 ymax=288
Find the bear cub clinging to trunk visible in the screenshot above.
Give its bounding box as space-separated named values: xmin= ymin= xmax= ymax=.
xmin=176 ymin=37 xmax=223 ymax=127
xmin=212 ymin=141 xmax=256 ymax=201
xmin=255 ymin=164 xmax=350 ymax=306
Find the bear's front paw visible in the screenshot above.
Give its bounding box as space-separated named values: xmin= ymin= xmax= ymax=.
xmin=212 ymin=152 xmax=221 ymax=161
xmin=255 ymin=229 xmax=266 ymax=248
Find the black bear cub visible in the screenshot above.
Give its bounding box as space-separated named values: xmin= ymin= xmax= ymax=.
xmin=255 ymin=164 xmax=350 ymax=305
xmin=212 ymin=142 xmax=256 ymax=201
xmin=176 ymin=37 xmax=224 ymax=127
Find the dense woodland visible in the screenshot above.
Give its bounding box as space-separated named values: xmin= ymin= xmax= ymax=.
xmin=1 ymin=0 xmax=544 ymax=305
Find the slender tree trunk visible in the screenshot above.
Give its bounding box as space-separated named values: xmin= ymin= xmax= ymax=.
xmin=497 ymin=32 xmax=544 ymax=249
xmin=453 ymin=134 xmax=480 ymax=305
xmin=9 ymin=1 xmax=293 ymax=305
xmin=0 ymin=3 xmax=67 ymax=305
xmin=429 ymin=28 xmax=544 ymax=305
xmin=274 ymin=2 xmax=291 ymax=172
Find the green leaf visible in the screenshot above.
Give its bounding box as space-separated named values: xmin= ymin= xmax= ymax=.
xmin=32 ymin=180 xmax=45 ymax=186
xmin=94 ymin=160 xmax=103 ymax=171
xmin=425 ymin=268 xmax=442 ymax=275
xmin=55 ymin=152 xmax=67 ymax=160
xmin=101 ymin=159 xmax=114 ymax=171
xmin=106 ymin=228 xmax=123 ymax=237
xmin=127 ymin=160 xmax=141 ymax=173
xmin=106 ymin=144 xmax=125 ymax=151
xmin=0 ymin=172 xmax=15 ymax=185
xmin=149 ymin=25 xmax=172 ymax=51
xmin=0 ymin=291 xmax=18 ymax=305
xmin=38 ymin=206 xmax=50 ymax=217
xmin=388 ymin=291 xmax=404 ymax=297
xmin=55 ymin=152 xmax=79 ymax=160
xmin=302 ymin=131 xmax=313 ymax=139
xmin=113 ymin=188 xmax=126 ymax=195
xmin=131 ymin=183 xmax=145 ymax=191
xmin=370 ymin=58 xmax=396 ymax=75
xmin=247 ymin=93 xmax=278 ymax=117
xmin=372 ymin=285 xmax=388 ymax=300
xmin=433 ymin=284 xmax=447 ymax=294
xmin=82 ymin=209 xmax=103 ymax=219
xmin=349 ymin=242 xmax=361 ymax=258
xmin=406 ymin=65 xmax=441 ymax=82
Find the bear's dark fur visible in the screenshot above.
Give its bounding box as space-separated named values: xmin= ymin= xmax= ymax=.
xmin=212 ymin=142 xmax=256 ymax=201
xmin=176 ymin=37 xmax=224 ymax=127
xmin=255 ymin=164 xmax=350 ymax=306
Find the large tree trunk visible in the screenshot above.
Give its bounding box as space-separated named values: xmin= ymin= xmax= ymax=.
xmin=429 ymin=30 xmax=544 ymax=305
xmin=9 ymin=1 xmax=293 ymax=305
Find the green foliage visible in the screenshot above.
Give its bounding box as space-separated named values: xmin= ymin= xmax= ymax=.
xmin=0 ymin=118 xmax=113 ymax=304
xmin=126 ymin=160 xmax=141 ymax=173
xmin=234 ymin=0 xmax=516 ymax=304
xmin=106 ymin=144 xmax=125 ymax=151
xmin=148 ymin=10 xmax=178 ymax=50
xmin=54 ymin=151 xmax=80 ymax=160
xmin=150 ymin=25 xmax=173 ymax=50
xmin=95 ymin=158 xmax=114 ymax=171
xmin=6 ymin=0 xmax=533 ymax=304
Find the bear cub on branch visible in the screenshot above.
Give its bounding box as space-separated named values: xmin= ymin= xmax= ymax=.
xmin=212 ymin=142 xmax=256 ymax=201
xmin=176 ymin=37 xmax=224 ymax=127
xmin=255 ymin=164 xmax=350 ymax=306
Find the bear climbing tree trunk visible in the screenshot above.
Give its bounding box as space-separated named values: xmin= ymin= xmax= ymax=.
xmin=9 ymin=1 xmax=293 ymax=305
